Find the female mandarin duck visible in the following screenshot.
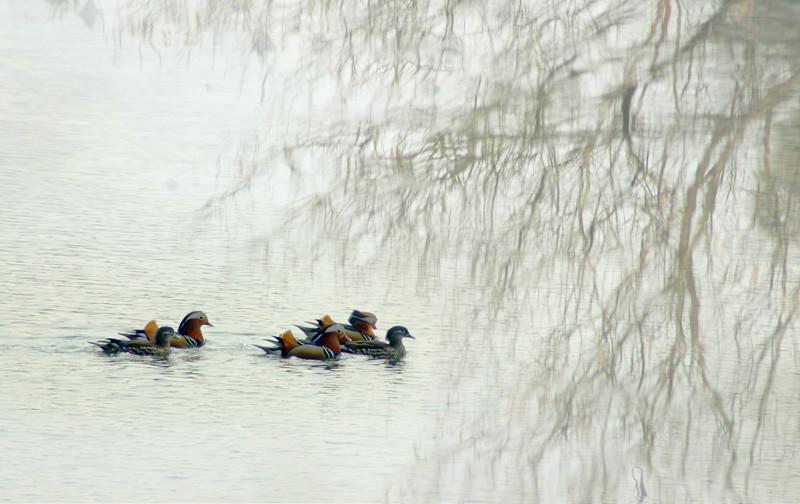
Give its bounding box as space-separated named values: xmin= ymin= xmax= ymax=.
xmin=343 ymin=326 xmax=415 ymax=360
xmin=120 ymin=311 xmax=213 ymax=348
xmin=255 ymin=324 xmax=351 ymax=360
xmin=91 ymin=326 xmax=175 ymax=356
xmin=296 ymin=310 xmax=378 ymax=343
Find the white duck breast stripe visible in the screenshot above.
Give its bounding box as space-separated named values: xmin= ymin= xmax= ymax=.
xmin=323 ymin=347 xmax=335 ymax=359
xmin=176 ymin=335 xmax=200 ymax=347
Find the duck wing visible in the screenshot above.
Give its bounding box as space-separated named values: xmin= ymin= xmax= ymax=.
xmin=118 ymin=320 xmax=160 ymax=343
xmin=90 ymin=338 xmax=167 ymax=355
xmin=169 ymin=334 xmax=203 ymax=348
xmin=287 ymin=345 xmax=338 ymax=360
xmin=343 ymin=340 xmax=390 ymax=355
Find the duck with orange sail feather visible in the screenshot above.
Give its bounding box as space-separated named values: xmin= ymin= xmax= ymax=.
xmin=119 ymin=311 xmax=213 ymax=348
xmin=255 ymin=324 xmax=351 ymax=360
xmin=295 ymin=310 xmax=378 ymax=343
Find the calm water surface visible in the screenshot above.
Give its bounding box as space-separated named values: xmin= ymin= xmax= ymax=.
xmin=2 ymin=1 xmax=800 ymax=502
xmin=0 ymin=3 xmax=452 ymax=502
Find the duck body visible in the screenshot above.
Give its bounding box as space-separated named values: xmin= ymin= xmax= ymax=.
xmin=256 ymin=325 xmax=348 ymax=360
xmin=298 ymin=323 xmax=375 ymax=343
xmin=92 ymin=327 xmax=175 ymax=356
xmin=344 ymin=326 xmax=415 ymax=360
xmin=120 ymin=311 xmax=213 ymax=348
xmin=296 ymin=310 xmax=378 ymax=344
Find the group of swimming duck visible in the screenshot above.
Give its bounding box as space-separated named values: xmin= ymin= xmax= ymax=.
xmin=90 ymin=310 xmax=415 ymax=361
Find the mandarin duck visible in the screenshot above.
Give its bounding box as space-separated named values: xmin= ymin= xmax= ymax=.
xmin=296 ymin=310 xmax=378 ymax=343
xmin=343 ymin=325 xmax=415 ymax=360
xmin=255 ymin=324 xmax=350 ymax=360
xmin=120 ymin=311 xmax=213 ymax=348
xmin=91 ymin=326 xmax=175 ymax=356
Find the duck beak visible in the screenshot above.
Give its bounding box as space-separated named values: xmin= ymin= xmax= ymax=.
xmin=205 ymin=320 xmax=214 ymax=327
xmin=343 ymin=335 xmax=352 ymax=342
xmin=405 ymin=334 xmax=415 ymax=339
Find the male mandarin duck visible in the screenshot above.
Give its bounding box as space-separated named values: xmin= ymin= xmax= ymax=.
xmin=255 ymin=324 xmax=351 ymax=360
xmin=296 ymin=310 xmax=378 ymax=343
xmin=91 ymin=326 xmax=175 ymax=356
xmin=343 ymin=325 xmax=415 ymax=360
xmin=120 ymin=311 xmax=213 ymax=348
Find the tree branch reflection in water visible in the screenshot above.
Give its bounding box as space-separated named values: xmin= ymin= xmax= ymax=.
xmin=96 ymin=0 xmax=800 ymax=501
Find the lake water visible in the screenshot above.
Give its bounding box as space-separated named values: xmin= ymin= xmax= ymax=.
xmin=2 ymin=1 xmax=800 ymax=502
